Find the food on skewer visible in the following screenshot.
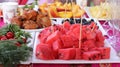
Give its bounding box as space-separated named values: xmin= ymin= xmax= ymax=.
xmin=36 ymin=19 xmax=110 ymax=60
xmin=90 ymin=3 xmax=111 ymax=19
xmin=39 ymin=2 xmax=85 ymax=18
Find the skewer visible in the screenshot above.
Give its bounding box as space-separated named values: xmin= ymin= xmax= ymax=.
xmin=91 ymin=0 xmax=108 ymax=32
xmin=79 ymin=16 xmax=82 ymax=49
xmin=64 ymin=0 xmax=68 ymax=21
xmin=71 ymin=0 xmax=76 ymax=24
xmin=78 ymin=1 xmax=85 ymax=49
xmin=47 ymin=0 xmax=54 ymax=32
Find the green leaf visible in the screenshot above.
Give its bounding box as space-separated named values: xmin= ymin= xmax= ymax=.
xmin=0 ymin=40 xmax=32 ymax=67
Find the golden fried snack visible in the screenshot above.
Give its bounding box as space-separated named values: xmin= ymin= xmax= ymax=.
xmin=11 ymin=16 xmax=23 ymax=27
xmin=23 ymin=20 xmax=39 ymax=29
xmin=37 ymin=9 xmax=51 ymax=27
xmin=22 ymin=10 xmax=38 ymax=21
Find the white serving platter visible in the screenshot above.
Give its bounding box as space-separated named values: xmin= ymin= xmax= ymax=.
xmin=27 ymin=32 xmax=36 ymax=48
xmin=32 ymin=32 xmax=120 ymax=64
xmin=32 ymin=18 xmax=120 ymax=64
xmin=22 ymin=28 xmax=43 ymax=32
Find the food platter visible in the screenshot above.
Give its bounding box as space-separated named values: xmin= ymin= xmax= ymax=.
xmin=32 ymin=32 xmax=120 ymax=64
xmin=32 ymin=18 xmax=120 ymax=64
xmin=84 ymin=7 xmax=111 ymax=20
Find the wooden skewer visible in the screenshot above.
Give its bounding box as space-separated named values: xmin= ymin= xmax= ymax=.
xmin=79 ymin=17 xmax=82 ymax=49
xmin=64 ymin=0 xmax=68 ymax=21
xmin=78 ymin=1 xmax=85 ymax=49
xmin=91 ymin=0 xmax=108 ymax=32
xmin=47 ymin=0 xmax=54 ymax=32
xmin=71 ymin=0 xmax=76 ymax=24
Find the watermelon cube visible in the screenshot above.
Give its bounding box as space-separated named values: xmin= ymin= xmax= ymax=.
xmin=36 ymin=44 xmax=55 ymax=60
xmin=82 ymin=51 xmax=101 ymax=60
xmin=60 ymin=35 xmax=74 ymax=48
xmin=38 ymin=29 xmax=52 ymax=43
xmin=63 ymin=21 xmax=71 ymax=30
xmin=46 ymin=31 xmax=60 ymax=44
xmin=75 ymin=48 xmax=81 ymax=59
xmin=95 ymin=30 xmax=105 ymax=42
xmin=95 ymin=41 xmax=104 ymax=47
xmin=97 ymin=47 xmax=110 ymax=59
xmin=52 ymin=39 xmax=63 ymax=51
xmin=83 ymin=39 xmax=95 ymax=49
xmin=58 ymin=48 xmax=76 ymax=60
xmin=86 ymin=31 xmax=96 ymax=40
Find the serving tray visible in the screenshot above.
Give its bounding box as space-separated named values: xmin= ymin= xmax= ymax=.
xmin=32 ymin=18 xmax=120 ymax=64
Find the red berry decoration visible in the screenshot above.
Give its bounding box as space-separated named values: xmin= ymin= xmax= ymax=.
xmin=22 ymin=38 xmax=27 ymax=43
xmin=15 ymin=42 xmax=21 ymax=47
xmin=0 ymin=36 xmax=7 ymax=40
xmin=6 ymin=32 xmax=14 ymax=39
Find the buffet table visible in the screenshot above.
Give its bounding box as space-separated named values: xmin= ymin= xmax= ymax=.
xmin=1 ymin=17 xmax=120 ymax=67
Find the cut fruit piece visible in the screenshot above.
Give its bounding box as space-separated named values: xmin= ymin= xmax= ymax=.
xmin=52 ymin=39 xmax=63 ymax=52
xmin=95 ymin=29 xmax=105 ymax=42
xmin=97 ymin=47 xmax=110 ymax=59
xmin=63 ymin=21 xmax=71 ymax=30
xmin=95 ymin=41 xmax=104 ymax=47
xmin=36 ymin=43 xmax=55 ymax=60
xmin=49 ymin=6 xmax=59 ymax=18
xmin=58 ymin=48 xmax=76 ymax=60
xmin=83 ymin=39 xmax=95 ymax=49
xmin=46 ymin=31 xmax=60 ymax=44
xmin=58 ymin=12 xmax=72 ymax=18
xmin=82 ymin=51 xmax=101 ymax=60
xmin=75 ymin=48 xmax=81 ymax=59
xmin=60 ymin=35 xmax=74 ymax=48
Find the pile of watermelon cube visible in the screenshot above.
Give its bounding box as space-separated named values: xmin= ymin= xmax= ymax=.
xmin=36 ymin=21 xmax=110 ymax=60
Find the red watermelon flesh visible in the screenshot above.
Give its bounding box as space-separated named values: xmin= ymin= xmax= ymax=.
xmin=70 ymin=24 xmax=80 ymax=30
xmin=70 ymin=24 xmax=80 ymax=39
xmin=38 ymin=29 xmax=52 ymax=43
xmin=36 ymin=43 xmax=55 ymax=60
xmin=75 ymin=48 xmax=81 ymax=59
xmin=83 ymin=39 xmax=95 ymax=49
xmin=58 ymin=48 xmax=76 ymax=60
xmin=95 ymin=30 xmax=105 ymax=42
xmin=86 ymin=31 xmax=96 ymax=40
xmin=89 ymin=22 xmax=98 ymax=30
xmin=96 ymin=47 xmax=110 ymax=59
xmin=63 ymin=21 xmax=71 ymax=30
xmin=53 ymin=25 xmax=67 ymax=34
xmin=95 ymin=41 xmax=104 ymax=47
xmin=82 ymin=51 xmax=101 ymax=60
xmin=53 ymin=39 xmax=63 ymax=52
xmin=46 ymin=31 xmax=60 ymax=44
xmin=60 ymin=35 xmax=74 ymax=48
xmin=36 ymin=20 xmax=110 ymax=60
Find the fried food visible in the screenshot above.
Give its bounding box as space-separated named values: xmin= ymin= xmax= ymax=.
xmin=23 ymin=20 xmax=39 ymax=29
xmin=11 ymin=16 xmax=23 ymax=27
xmin=11 ymin=9 xmax=51 ymax=29
xmin=37 ymin=9 xmax=51 ymax=28
xmin=22 ymin=10 xmax=38 ymax=20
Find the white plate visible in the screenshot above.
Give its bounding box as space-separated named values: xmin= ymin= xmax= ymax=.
xmin=27 ymin=32 xmax=36 ymax=48
xmin=32 ymin=32 xmax=120 ymax=64
xmin=32 ymin=18 xmax=120 ymax=64
xmin=22 ymin=28 xmax=43 ymax=32
xmin=84 ymin=7 xmax=110 ymax=20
